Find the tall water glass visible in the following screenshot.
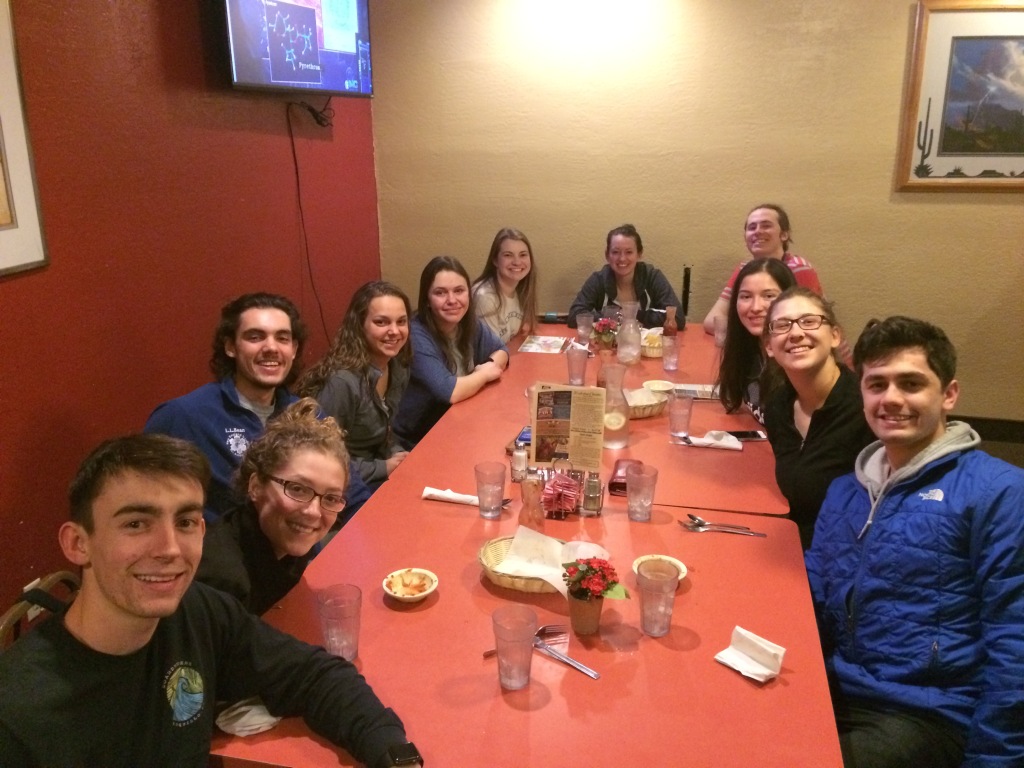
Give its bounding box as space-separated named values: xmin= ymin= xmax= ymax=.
xmin=662 ymin=336 xmax=679 ymax=372
xmin=637 ymin=560 xmax=679 ymax=637
xmin=576 ymin=311 xmax=595 ymax=344
xmin=626 ymin=464 xmax=658 ymax=522
xmin=492 ymin=605 xmax=538 ymax=690
xmin=668 ymin=393 xmax=695 ymax=439
xmin=474 ymin=461 xmax=506 ymax=519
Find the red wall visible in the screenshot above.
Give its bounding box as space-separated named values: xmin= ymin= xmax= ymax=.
xmin=0 ymin=1 xmax=381 ymax=604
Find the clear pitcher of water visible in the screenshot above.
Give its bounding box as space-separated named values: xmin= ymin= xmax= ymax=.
xmin=601 ymin=362 xmax=629 ymax=449
xmin=616 ymin=301 xmax=641 ymax=365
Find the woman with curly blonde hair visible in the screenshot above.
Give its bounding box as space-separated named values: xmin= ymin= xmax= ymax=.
xmin=296 ymin=281 xmax=413 ymax=487
xmin=196 ymin=398 xmax=350 ymax=614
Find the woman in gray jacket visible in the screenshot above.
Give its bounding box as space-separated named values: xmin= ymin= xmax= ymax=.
xmin=296 ymin=281 xmax=413 ymax=488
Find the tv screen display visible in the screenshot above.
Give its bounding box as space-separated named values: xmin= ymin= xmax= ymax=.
xmin=225 ymin=0 xmax=372 ymax=97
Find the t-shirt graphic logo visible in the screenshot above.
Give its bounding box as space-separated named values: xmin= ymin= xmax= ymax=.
xmin=164 ymin=662 xmax=205 ymax=726
xmin=918 ymin=489 xmax=944 ymax=502
xmin=226 ymin=430 xmax=249 ymax=458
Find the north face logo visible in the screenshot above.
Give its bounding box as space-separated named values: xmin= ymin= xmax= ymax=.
xmin=918 ymin=489 xmax=944 ymax=502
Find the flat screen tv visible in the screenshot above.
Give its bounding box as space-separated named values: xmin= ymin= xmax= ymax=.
xmin=225 ymin=0 xmax=372 ymax=97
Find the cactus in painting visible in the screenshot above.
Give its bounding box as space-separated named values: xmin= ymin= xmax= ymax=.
xmin=914 ymin=97 xmax=934 ymax=177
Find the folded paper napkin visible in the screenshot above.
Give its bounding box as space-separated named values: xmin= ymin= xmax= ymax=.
xmin=689 ymin=431 xmax=743 ymax=451
xmin=492 ymin=525 xmax=609 ymax=596
xmin=422 ymin=487 xmax=478 ymax=506
xmin=714 ymin=626 xmax=786 ymax=683
xmin=215 ymin=697 xmax=281 ymax=736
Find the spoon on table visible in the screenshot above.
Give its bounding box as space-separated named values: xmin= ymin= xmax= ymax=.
xmin=680 ymin=520 xmax=766 ymax=537
xmin=687 ymin=513 xmax=750 ymax=531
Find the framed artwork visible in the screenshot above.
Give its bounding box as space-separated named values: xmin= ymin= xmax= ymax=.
xmin=1 ymin=0 xmax=46 ymax=276
xmin=896 ymin=0 xmax=1024 ymax=192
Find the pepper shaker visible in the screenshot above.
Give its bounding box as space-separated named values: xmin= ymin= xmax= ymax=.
xmin=582 ymin=471 xmax=604 ymax=516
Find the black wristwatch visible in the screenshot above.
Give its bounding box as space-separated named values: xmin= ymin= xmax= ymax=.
xmin=385 ymin=742 xmax=423 ymax=766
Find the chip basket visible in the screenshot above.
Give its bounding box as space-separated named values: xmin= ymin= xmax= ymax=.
xmin=478 ymin=536 xmax=560 ymax=594
xmin=627 ymin=391 xmax=668 ymax=419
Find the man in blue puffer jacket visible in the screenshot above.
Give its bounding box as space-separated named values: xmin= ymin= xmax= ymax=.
xmin=806 ymin=316 xmax=1024 ymax=768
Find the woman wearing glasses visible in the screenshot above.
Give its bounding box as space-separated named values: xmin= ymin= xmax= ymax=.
xmin=717 ymin=258 xmax=796 ymax=423
xmin=762 ymin=287 xmax=873 ymax=548
xmin=197 ymin=398 xmax=349 ymax=614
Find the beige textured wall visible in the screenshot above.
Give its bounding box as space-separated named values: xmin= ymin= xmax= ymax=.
xmin=369 ymin=0 xmax=1023 ymax=419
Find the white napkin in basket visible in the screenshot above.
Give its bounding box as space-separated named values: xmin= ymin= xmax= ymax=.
xmin=492 ymin=526 xmax=609 ymax=597
xmin=714 ymin=626 xmax=786 ymax=683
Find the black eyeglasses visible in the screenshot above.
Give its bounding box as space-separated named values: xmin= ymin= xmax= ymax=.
xmin=767 ymin=314 xmax=831 ymax=335
xmin=267 ymin=476 xmax=346 ymax=514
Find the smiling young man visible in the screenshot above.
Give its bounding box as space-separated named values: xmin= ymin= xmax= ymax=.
xmin=805 ymin=316 xmax=1024 ymax=767
xmin=0 ymin=435 xmax=421 ymax=767
xmin=144 ymin=293 xmax=370 ymax=523
xmin=702 ymin=204 xmax=824 ymax=335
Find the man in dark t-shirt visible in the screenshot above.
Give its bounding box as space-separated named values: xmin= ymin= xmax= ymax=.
xmin=0 ymin=434 xmax=421 ymax=768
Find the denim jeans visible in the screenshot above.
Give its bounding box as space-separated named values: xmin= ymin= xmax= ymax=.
xmin=833 ymin=693 xmax=965 ymax=768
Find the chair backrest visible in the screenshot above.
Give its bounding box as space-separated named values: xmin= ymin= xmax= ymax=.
xmin=0 ymin=570 xmax=81 ymax=652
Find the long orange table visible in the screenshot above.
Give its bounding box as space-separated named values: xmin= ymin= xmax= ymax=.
xmin=210 ymin=325 xmax=840 ymax=767
xmin=439 ymin=324 xmax=788 ymax=516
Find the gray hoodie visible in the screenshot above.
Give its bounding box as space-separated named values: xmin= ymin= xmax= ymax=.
xmin=853 ymin=420 xmax=980 ymax=539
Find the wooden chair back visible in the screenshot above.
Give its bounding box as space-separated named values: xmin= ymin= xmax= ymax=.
xmin=0 ymin=570 xmax=80 ymax=651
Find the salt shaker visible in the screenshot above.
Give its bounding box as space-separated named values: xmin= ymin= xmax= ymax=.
xmin=510 ymin=442 xmax=528 ymax=483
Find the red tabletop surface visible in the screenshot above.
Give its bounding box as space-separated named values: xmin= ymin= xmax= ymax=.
xmin=440 ymin=324 xmax=788 ymax=516
xmin=210 ymin=325 xmax=840 ymax=767
xmin=210 ymin=511 xmax=841 ymax=767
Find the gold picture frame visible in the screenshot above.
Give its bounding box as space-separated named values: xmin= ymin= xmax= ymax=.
xmin=896 ymin=0 xmax=1024 ymax=191
xmin=1 ymin=0 xmax=47 ymax=276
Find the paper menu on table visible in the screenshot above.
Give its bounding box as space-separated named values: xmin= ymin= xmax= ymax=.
xmin=528 ymin=382 xmax=605 ymax=471
xmin=492 ymin=526 xmax=609 ymax=596
xmin=518 ymin=335 xmax=570 ymax=353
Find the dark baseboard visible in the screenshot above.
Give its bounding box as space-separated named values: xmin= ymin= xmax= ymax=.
xmin=957 ymin=416 xmax=1024 ymax=444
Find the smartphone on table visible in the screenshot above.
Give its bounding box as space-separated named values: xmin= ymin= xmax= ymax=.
xmin=727 ymin=430 xmax=768 ymax=441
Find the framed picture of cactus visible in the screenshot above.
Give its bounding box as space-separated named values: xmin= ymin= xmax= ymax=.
xmin=896 ymin=0 xmax=1024 ymax=191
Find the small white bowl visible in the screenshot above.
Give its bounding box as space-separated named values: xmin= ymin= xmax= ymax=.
xmin=632 ymin=554 xmax=687 ymax=582
xmin=383 ymin=568 xmax=438 ymax=603
xmin=642 ymin=379 xmax=674 ymax=394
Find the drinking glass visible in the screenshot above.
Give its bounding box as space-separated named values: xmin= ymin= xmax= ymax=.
xmin=626 ymin=464 xmax=658 ymax=522
xmin=668 ymin=393 xmax=695 ymax=439
xmin=317 ymin=584 xmax=361 ymax=661
xmin=566 ymin=345 xmax=588 ymax=386
xmin=492 ymin=605 xmax=538 ymax=690
xmin=636 ymin=560 xmax=679 ymax=637
xmin=576 ymin=311 xmax=595 ymax=344
xmin=474 ymin=461 xmax=506 ymax=519
xmin=661 ymin=336 xmax=679 ymax=371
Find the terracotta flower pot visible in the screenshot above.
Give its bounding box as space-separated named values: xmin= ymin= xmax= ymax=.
xmin=568 ymin=594 xmax=604 ymax=635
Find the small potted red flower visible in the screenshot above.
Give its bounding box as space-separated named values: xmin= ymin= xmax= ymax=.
xmin=590 ymin=317 xmax=619 ymax=351
xmin=562 ymin=557 xmax=629 ymax=635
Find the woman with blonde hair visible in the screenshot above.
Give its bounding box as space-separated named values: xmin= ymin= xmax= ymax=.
xmin=196 ymin=398 xmax=349 ymax=614
xmin=472 ymin=227 xmax=538 ymax=342
xmin=297 ymin=281 xmax=412 ymax=488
